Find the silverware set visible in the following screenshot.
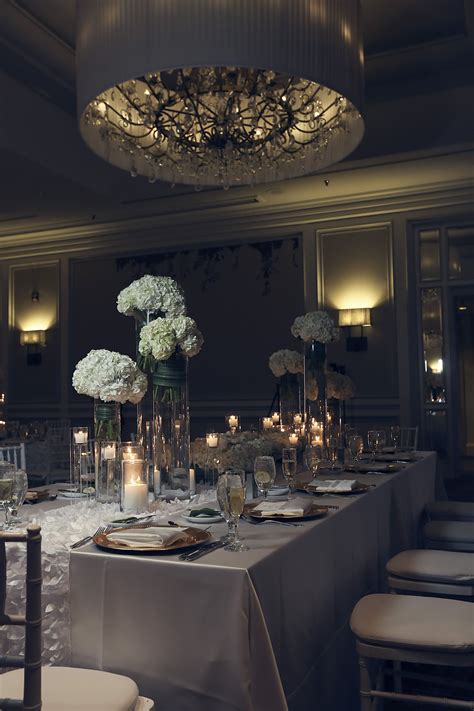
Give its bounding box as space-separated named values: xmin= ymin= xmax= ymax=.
xmin=70 ymin=525 xmax=113 ymax=549
xmin=240 ymin=513 xmax=303 ymax=527
xmin=179 ymin=540 xmax=225 ymax=561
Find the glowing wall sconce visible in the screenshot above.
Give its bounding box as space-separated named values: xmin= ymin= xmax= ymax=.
xmin=20 ymin=330 xmax=46 ymax=365
xmin=338 ymin=308 xmax=371 ymax=351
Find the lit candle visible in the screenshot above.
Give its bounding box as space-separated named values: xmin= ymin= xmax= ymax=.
xmin=189 ymin=468 xmax=196 ymax=494
xmin=123 ymin=478 xmax=148 ymax=512
xmin=271 ymin=412 xmax=280 ymax=424
xmin=262 ymin=417 xmax=273 ymax=431
xmin=206 ymin=433 xmax=219 ymax=448
xmin=102 ymin=443 xmax=116 ymax=460
xmin=310 ymin=420 xmax=321 ymax=434
xmin=293 ymin=414 xmax=303 ymax=427
xmin=228 ymin=415 xmax=239 ymax=429
xmin=288 ymin=432 xmax=299 ymax=445
xmin=74 ymin=430 xmax=88 ymax=444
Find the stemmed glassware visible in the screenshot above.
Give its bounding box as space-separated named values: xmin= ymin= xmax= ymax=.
xmin=327 ymin=435 xmax=338 ymax=470
xmin=0 ymin=462 xmax=16 ymax=530
xmin=221 ymin=469 xmax=248 ymax=552
xmin=217 ymin=473 xmax=234 ymax=544
xmin=254 ymin=456 xmax=276 ymax=500
xmin=390 ymin=425 xmax=401 ymax=451
xmin=304 ymin=445 xmax=322 ymax=478
xmin=5 ymin=469 xmax=28 ymax=528
xmin=367 ymin=430 xmax=386 ymax=460
xmin=282 ymin=447 xmax=297 ymax=498
xmin=349 ymin=434 xmax=364 ymax=463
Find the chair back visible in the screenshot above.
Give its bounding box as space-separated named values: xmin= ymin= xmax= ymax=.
xmin=0 ymin=443 xmax=26 ymax=471
xmin=400 ymin=427 xmax=418 ymax=451
xmin=0 ymin=525 xmax=42 ymax=710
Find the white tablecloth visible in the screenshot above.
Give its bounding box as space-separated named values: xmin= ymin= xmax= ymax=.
xmin=67 ymin=453 xmax=438 ymax=710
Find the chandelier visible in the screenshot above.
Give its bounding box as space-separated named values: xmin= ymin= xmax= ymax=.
xmin=76 ymin=1 xmax=364 ymax=189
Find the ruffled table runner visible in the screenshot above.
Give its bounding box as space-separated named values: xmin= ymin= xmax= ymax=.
xmin=1 ymin=491 xmax=216 ymax=666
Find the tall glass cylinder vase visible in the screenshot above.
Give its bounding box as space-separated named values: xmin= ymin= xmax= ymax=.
xmin=94 ymin=400 xmax=121 ymax=503
xmin=304 ymin=341 xmax=327 ymax=447
xmin=135 ymin=310 xmax=154 ymax=447
xmin=279 ymin=373 xmax=301 ymax=429
xmin=152 ymin=353 xmax=192 ymax=499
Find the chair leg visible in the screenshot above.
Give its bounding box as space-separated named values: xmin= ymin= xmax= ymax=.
xmin=359 ymin=656 xmax=374 ymax=711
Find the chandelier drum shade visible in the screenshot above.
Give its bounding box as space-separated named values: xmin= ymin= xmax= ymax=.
xmin=76 ymin=0 xmax=364 ymax=188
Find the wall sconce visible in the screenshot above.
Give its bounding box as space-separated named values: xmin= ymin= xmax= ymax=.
xmin=338 ymin=308 xmax=371 ymax=351
xmin=20 ymin=330 xmax=46 ymax=365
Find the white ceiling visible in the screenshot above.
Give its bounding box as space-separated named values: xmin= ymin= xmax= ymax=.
xmin=0 ymin=0 xmax=473 ymax=227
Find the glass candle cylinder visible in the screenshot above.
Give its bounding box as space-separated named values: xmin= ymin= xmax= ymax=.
xmin=206 ymin=432 xmax=219 ymax=448
xmin=95 ymin=441 xmax=120 ymax=503
xmin=262 ymin=417 xmax=273 ymax=431
xmin=226 ymin=414 xmax=240 ymax=435
xmin=121 ymin=458 xmax=148 ymax=513
xmin=121 ymin=442 xmax=145 ymax=461
xmin=70 ymin=426 xmax=91 ymax=490
xmin=288 ymin=431 xmax=299 ymax=446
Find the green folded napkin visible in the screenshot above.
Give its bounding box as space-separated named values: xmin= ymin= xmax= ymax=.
xmin=188 ymin=507 xmax=221 ymax=518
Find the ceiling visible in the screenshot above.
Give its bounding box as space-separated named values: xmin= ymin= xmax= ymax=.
xmin=0 ymin=0 xmax=473 ymax=226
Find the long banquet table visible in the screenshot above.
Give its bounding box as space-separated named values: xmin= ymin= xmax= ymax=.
xmin=64 ymin=452 xmax=439 ymax=711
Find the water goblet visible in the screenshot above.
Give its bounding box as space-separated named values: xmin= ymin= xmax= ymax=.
xmin=390 ymin=425 xmax=401 ymax=451
xmin=349 ymin=434 xmax=364 ymax=463
xmin=375 ymin=430 xmax=387 ymax=454
xmin=253 ymin=456 xmax=276 ymax=500
xmin=223 ymin=469 xmax=248 ymax=552
xmin=5 ymin=469 xmax=28 ymax=528
xmin=304 ymin=444 xmax=322 ymax=478
xmin=327 ymin=435 xmax=339 ymax=470
xmin=367 ymin=430 xmax=378 ymax=460
xmin=282 ymin=447 xmax=297 ymax=498
xmin=0 ymin=461 xmax=16 ymax=530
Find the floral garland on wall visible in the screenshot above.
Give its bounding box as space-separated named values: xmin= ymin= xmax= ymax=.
xmin=116 ymin=237 xmax=300 ymax=296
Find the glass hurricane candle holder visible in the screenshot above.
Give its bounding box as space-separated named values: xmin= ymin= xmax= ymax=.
xmin=120 ymin=442 xmax=145 ymax=460
xmin=121 ymin=458 xmax=148 ymax=513
xmin=226 ymin=414 xmax=240 ymax=435
xmin=95 ymin=441 xmax=120 ymax=503
xmin=262 ymin=417 xmax=273 ymax=432
xmin=70 ymin=426 xmax=92 ymax=491
xmin=206 ymin=431 xmax=219 ymax=448
xmin=288 ymin=431 xmax=299 ymax=446
xmin=271 ymin=411 xmax=280 ymax=426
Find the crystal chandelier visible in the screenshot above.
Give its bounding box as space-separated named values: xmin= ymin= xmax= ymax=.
xmin=76 ymin=1 xmax=364 ymax=189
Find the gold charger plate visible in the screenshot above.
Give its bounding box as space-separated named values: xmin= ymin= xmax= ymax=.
xmin=303 ymin=481 xmax=370 ymax=496
xmin=244 ymin=502 xmax=328 ymax=522
xmin=345 ymin=462 xmax=401 ymax=473
xmin=93 ymin=525 xmax=211 ymax=554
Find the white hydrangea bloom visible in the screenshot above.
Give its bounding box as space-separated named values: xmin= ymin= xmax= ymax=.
xmin=269 ymin=349 xmax=304 ymax=377
xmin=117 ymin=275 xmax=186 ymax=319
xmin=72 ymin=350 xmax=147 ymax=404
xmin=326 ymin=372 xmax=355 ymax=400
xmin=291 ymin=311 xmax=340 ymax=344
xmin=138 ymin=316 xmax=204 ymax=361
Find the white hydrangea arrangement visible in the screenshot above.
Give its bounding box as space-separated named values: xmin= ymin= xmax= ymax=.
xmin=269 ymin=349 xmax=304 ymax=378
xmin=326 ymin=372 xmax=355 ymax=400
xmin=72 ymin=349 xmax=148 ymax=404
xmin=291 ymin=311 xmax=340 ymax=344
xmin=138 ymin=316 xmax=204 ymax=366
xmin=191 ymin=431 xmax=274 ymax=473
xmin=117 ymin=275 xmax=186 ymax=320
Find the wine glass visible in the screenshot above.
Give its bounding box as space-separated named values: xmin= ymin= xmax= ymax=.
xmin=349 ymin=434 xmax=364 ymax=463
xmin=327 ymin=435 xmax=338 ymax=470
xmin=0 ymin=461 xmax=16 ymax=530
xmin=390 ymin=425 xmax=401 ymax=451
xmin=282 ymin=447 xmax=297 ymax=498
xmin=5 ymin=469 xmax=28 ymax=528
xmin=254 ymin=456 xmax=276 ymax=500
xmin=304 ymin=445 xmax=322 ymax=479
xmin=376 ymin=430 xmax=387 ymax=455
xmin=223 ymin=469 xmax=248 ymax=552
xmin=367 ymin=430 xmax=378 ymax=460
xmin=217 ymin=473 xmax=234 ymax=544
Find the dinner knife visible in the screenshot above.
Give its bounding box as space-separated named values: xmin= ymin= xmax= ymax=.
xmin=180 ymin=540 xmax=224 ymax=561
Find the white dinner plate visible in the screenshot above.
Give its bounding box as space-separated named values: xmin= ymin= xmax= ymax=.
xmin=57 ymin=489 xmax=88 ymax=499
xmin=183 ymin=513 xmax=224 ymax=524
xmin=268 ymin=486 xmax=290 ymax=497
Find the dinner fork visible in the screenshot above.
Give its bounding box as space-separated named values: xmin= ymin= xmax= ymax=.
xmin=70 ymin=524 xmax=112 ymax=549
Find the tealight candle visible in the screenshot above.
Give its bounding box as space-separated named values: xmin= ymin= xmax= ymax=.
xmin=228 ymin=415 xmax=239 ymax=429
xmin=271 ymin=412 xmax=280 ymax=424
xmin=262 ymin=417 xmax=273 ymax=431
xmin=293 ymin=414 xmax=303 ymax=427
xmin=310 ymin=420 xmax=321 ymax=434
xmin=206 ymin=432 xmax=219 ymax=448
xmin=102 ymin=443 xmax=116 ymax=460
xmin=121 ymin=443 xmax=144 ymax=460
xmin=73 ymin=429 xmax=88 ymax=444
xmin=288 ymin=432 xmax=299 ymax=445
xmin=189 ymin=467 xmax=196 ymax=494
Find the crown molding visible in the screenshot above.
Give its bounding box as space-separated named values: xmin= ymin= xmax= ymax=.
xmin=0 ymin=149 xmax=472 ymax=261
